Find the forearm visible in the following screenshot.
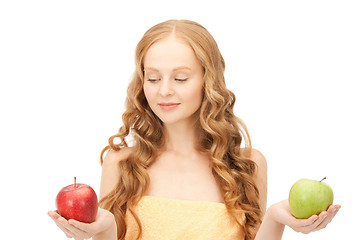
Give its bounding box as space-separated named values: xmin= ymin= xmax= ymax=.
xmin=255 ymin=205 xmax=285 ymax=240
xmin=92 ymin=220 xmax=117 ymax=240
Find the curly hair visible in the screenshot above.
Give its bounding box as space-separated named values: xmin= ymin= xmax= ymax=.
xmin=99 ymin=19 xmax=261 ymax=240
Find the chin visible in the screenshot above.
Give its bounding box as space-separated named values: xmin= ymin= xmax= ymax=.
xmin=159 ymin=118 xmax=182 ymax=125
xmin=157 ymin=115 xmax=184 ymax=125
xmin=154 ymin=108 xmax=200 ymax=126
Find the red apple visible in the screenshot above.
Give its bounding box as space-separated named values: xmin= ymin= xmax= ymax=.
xmin=56 ymin=177 xmax=98 ymax=223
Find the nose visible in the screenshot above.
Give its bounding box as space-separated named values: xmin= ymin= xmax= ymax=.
xmin=159 ymin=79 xmax=174 ymax=96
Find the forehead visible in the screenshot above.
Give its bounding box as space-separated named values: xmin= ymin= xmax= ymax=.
xmin=143 ymin=36 xmax=200 ymax=71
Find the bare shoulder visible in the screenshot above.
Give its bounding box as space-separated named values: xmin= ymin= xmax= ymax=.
xmin=102 ymin=147 xmax=134 ymax=166
xmin=246 ymin=148 xmax=267 ymax=215
xmin=240 ymin=148 xmax=267 ymax=170
xmin=249 ymin=148 xmax=267 ymax=171
xmin=99 ymin=147 xmax=134 ymax=199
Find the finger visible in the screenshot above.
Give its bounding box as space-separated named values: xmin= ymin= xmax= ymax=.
xmin=48 ymin=210 xmax=61 ymax=219
xmin=301 ymin=215 xmax=319 ymax=227
xmin=54 ymin=221 xmax=74 ymax=238
xmin=312 ymin=205 xmax=340 ymax=230
xmin=290 ymin=214 xmax=318 ymax=229
xmin=69 ymin=219 xmax=92 ymax=232
xmin=287 ymin=215 xmax=318 ymax=234
xmin=67 ymin=220 xmax=97 ymax=239
xmin=289 ymin=216 xmax=317 ymax=233
xmin=50 ymin=216 xmax=74 ymax=238
xmin=70 ymin=219 xmax=99 ymax=239
xmin=313 ymin=211 xmax=328 ymax=228
xmin=326 ymin=204 xmax=339 ymax=213
xmin=313 ymin=205 xmax=341 ymax=231
xmin=330 ymin=204 xmax=341 ymax=214
xmin=58 ymin=218 xmax=89 ymax=237
xmin=297 ymin=211 xmax=328 ymax=234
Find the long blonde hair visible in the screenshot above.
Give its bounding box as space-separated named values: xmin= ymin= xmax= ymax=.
xmin=99 ymin=19 xmax=261 ymax=240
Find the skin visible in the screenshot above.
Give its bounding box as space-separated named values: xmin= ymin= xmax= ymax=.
xmin=48 ymin=35 xmax=341 ymax=240
xmin=142 ymin=35 xmax=224 ymax=202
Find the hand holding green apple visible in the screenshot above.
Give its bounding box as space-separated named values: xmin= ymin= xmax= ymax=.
xmin=268 ymin=199 xmax=340 ymax=235
xmin=256 ymin=177 xmax=340 ymax=236
xmin=289 ymin=177 xmax=334 ymax=219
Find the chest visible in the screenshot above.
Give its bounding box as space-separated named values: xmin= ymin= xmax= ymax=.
xmin=145 ymin=155 xmax=223 ymax=203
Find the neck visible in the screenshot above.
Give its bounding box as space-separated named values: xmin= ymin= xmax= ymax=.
xmin=161 ymin=120 xmax=199 ymax=157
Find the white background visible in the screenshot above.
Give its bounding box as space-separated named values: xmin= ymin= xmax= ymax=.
xmin=1 ymin=0 xmax=359 ymax=239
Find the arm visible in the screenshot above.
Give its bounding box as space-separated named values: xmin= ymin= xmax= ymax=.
xmin=48 ymin=147 xmax=133 ymax=240
xmin=246 ymin=149 xmax=285 ymax=240
xmin=98 ymin=148 xmax=133 ymax=199
xmin=254 ymin=204 xmax=286 ymax=240
xmin=93 ymin=148 xmax=129 ymax=240
xmin=93 ymin=147 xmax=135 ymax=239
xmin=249 ymin=149 xmax=267 ymax=219
xmin=91 ymin=213 xmax=117 ymax=240
xmin=249 ymin=149 xmax=285 ymax=240
xmin=93 ymin=147 xmax=133 ymax=239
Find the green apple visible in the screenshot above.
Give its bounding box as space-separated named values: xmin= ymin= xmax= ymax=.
xmin=289 ymin=177 xmax=334 ymax=219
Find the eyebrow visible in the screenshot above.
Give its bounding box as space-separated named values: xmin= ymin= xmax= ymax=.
xmin=144 ymin=66 xmax=192 ymax=72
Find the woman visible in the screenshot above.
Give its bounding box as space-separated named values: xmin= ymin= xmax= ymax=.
xmin=48 ymin=19 xmax=340 ymax=240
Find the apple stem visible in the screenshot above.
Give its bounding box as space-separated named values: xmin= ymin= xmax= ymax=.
xmin=320 ymin=177 xmax=326 ymax=182
xmin=74 ymin=176 xmax=76 ymax=189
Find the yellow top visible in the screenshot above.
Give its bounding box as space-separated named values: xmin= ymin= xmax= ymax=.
xmin=125 ymin=195 xmax=245 ymax=240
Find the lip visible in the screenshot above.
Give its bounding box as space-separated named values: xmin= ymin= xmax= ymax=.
xmin=158 ymin=102 xmax=180 ymax=110
xmin=158 ymin=102 xmax=180 ymax=106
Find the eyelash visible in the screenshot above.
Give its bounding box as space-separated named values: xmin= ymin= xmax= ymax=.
xmin=147 ymin=78 xmax=188 ymax=82
xmin=147 ymin=79 xmax=158 ymax=82
xmin=175 ymin=78 xmax=188 ymax=82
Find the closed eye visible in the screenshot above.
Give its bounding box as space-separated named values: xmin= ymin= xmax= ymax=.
xmin=147 ymin=79 xmax=159 ymax=82
xmin=175 ymin=78 xmax=188 ymax=82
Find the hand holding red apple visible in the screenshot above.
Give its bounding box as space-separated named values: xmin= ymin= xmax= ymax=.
xmin=48 ymin=208 xmax=116 ymax=240
xmin=49 ymin=177 xmax=117 ymax=239
xmin=56 ymin=177 xmax=98 ymax=223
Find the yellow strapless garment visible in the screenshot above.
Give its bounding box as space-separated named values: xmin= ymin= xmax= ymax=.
xmin=125 ymin=196 xmax=245 ymax=240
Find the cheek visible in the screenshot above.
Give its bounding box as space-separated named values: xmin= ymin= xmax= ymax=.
xmin=143 ymin=85 xmax=154 ymax=103
xmin=181 ymin=84 xmax=203 ymax=104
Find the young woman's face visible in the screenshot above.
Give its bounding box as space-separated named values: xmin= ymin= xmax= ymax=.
xmin=143 ymin=36 xmax=204 ymax=125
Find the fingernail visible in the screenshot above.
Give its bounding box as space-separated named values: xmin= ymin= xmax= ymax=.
xmin=332 ymin=208 xmax=339 ymax=213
